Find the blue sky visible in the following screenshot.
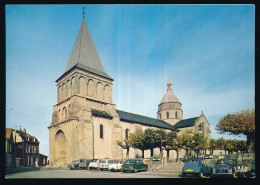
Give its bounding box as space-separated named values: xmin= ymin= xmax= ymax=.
xmin=6 ymin=5 xmax=255 ymax=156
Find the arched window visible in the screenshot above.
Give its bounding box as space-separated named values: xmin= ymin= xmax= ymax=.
xmin=125 ymin=129 xmax=129 ymax=139
xmin=198 ymin=123 xmax=204 ymax=131
xmin=175 ymin=111 xmax=178 ymax=118
xmin=100 ymin=124 xmax=104 ymax=139
xmin=167 ymin=112 xmax=169 ymax=119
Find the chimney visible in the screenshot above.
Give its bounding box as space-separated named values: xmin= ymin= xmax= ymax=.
xmin=23 ymin=128 xmax=26 ymax=133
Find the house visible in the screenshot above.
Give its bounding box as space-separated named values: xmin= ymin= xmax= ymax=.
xmin=7 ymin=128 xmax=48 ymax=167
xmin=5 ymin=128 xmax=14 ymax=168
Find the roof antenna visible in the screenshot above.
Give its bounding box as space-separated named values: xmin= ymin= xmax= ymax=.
xmin=82 ymin=7 xmax=86 ymax=18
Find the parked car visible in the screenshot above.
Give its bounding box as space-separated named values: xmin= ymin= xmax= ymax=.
xmin=68 ymin=160 xmax=79 ymax=170
xmin=211 ymin=158 xmax=237 ymax=178
xmin=99 ymin=159 xmax=114 ymax=171
xmin=121 ymin=159 xmax=148 ymax=173
xmin=78 ymin=158 xmax=93 ymax=170
xmin=181 ymin=157 xmax=212 ymax=178
xmin=108 ymin=160 xmax=124 ymax=172
xmin=88 ymin=159 xmax=101 ymax=170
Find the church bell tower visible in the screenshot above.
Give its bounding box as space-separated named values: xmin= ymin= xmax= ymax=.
xmin=157 ymin=77 xmax=183 ymax=126
xmin=48 ymin=16 xmax=118 ymax=166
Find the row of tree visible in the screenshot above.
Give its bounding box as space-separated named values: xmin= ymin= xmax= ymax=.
xmin=116 ymin=129 xmax=247 ymax=162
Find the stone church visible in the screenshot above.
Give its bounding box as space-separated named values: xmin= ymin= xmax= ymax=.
xmin=48 ymin=17 xmax=211 ymax=166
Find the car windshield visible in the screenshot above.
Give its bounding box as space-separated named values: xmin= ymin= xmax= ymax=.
xmin=124 ymin=160 xmax=135 ymax=164
xmin=91 ymin=159 xmax=98 ymax=162
xmin=217 ymin=159 xmax=234 ymax=165
xmin=186 ymin=159 xmax=199 ymax=163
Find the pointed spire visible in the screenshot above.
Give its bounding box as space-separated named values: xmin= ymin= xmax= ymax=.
xmin=160 ymin=76 xmax=180 ymax=104
xmin=64 ymin=18 xmax=106 ymax=74
xmin=167 ymin=76 xmax=172 ymax=91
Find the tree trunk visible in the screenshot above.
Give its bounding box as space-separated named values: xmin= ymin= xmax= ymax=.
xmin=126 ymin=148 xmax=129 ymax=159
xmin=185 ymin=149 xmax=188 ymax=159
xmin=176 ymin=150 xmax=179 ymax=163
xmin=142 ymin=149 xmax=144 ymax=158
xmin=150 ymin=149 xmax=154 ymax=158
xmin=167 ymin=150 xmax=170 ymax=162
xmin=247 ymin=135 xmax=254 ymax=153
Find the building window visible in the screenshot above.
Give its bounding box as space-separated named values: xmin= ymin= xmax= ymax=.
xmin=175 ymin=112 xmax=178 ymax=118
xmin=167 ymin=112 xmax=169 ymax=119
xmin=100 ymin=124 xmax=103 ymax=139
xmin=159 ymin=113 xmax=161 ymax=119
xmin=125 ymin=129 xmax=129 ymax=139
xmin=198 ymin=123 xmax=204 ymax=131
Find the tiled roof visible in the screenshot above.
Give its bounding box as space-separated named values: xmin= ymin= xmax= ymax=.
xmin=64 ymin=18 xmax=110 ymax=77
xmin=172 ymin=117 xmax=199 ymax=129
xmin=91 ymin=109 xmax=113 ymax=119
xmin=116 ymin=110 xmax=176 ymax=130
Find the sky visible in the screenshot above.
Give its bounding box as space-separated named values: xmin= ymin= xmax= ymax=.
xmin=6 ymin=5 xmax=255 ymax=156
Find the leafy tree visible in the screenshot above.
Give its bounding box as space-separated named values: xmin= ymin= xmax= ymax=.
xmin=216 ymin=137 xmax=225 ymax=152
xmin=164 ymin=131 xmax=182 ymax=162
xmin=129 ymin=132 xmax=147 ymax=158
xmin=143 ymin=129 xmax=157 ymax=157
xmin=179 ymin=133 xmax=192 ymax=159
xmin=155 ymin=129 xmax=167 ymax=158
xmin=224 ymin=139 xmax=236 ymax=154
xmin=237 ymin=140 xmax=247 ymax=153
xmin=190 ymin=133 xmax=206 ymax=157
xmin=208 ymin=138 xmax=217 ymax=154
xmin=216 ymin=108 xmax=255 ymax=152
xmin=116 ymin=138 xmax=131 ymax=159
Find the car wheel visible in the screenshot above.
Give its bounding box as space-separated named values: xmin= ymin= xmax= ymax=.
xmin=233 ymin=172 xmax=237 ymax=178
xmin=199 ymin=173 xmax=203 ymax=178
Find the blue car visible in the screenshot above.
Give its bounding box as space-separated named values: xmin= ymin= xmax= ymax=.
xmin=211 ymin=158 xmax=237 ymax=178
xmin=181 ymin=157 xmax=212 ymax=178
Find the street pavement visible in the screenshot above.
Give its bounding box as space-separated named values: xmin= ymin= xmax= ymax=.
xmin=5 ymin=167 xmax=181 ymax=179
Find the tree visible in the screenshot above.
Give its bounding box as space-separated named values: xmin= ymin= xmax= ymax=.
xmin=216 ymin=108 xmax=255 ymax=152
xmin=164 ymin=131 xmax=182 ymax=162
xmin=179 ymin=133 xmax=192 ymax=159
xmin=190 ymin=133 xmax=206 ymax=157
xmin=216 ymin=137 xmax=226 ymax=153
xmin=208 ymin=138 xmax=217 ymax=154
xmin=237 ymin=140 xmax=247 ymax=153
xmin=116 ymin=138 xmax=131 ymax=159
xmin=155 ymin=129 xmax=167 ymax=159
xmin=143 ymin=129 xmax=157 ymax=157
xmin=129 ymin=132 xmax=147 ymax=158
xmin=224 ymin=139 xmax=236 ymax=154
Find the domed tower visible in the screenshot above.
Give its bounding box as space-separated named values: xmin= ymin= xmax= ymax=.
xmin=157 ymin=77 xmax=183 ymax=126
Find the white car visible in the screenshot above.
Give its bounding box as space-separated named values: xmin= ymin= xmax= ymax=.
xmin=88 ymin=159 xmax=101 ymax=170
xmin=99 ymin=159 xmax=113 ymax=171
xmin=108 ymin=160 xmax=124 ymax=172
